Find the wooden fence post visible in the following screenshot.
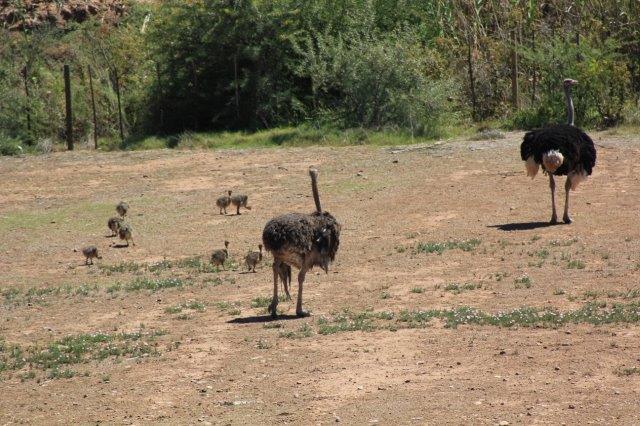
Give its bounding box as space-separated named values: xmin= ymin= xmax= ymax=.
xmin=21 ymin=65 xmax=31 ymax=135
xmin=113 ymin=68 xmax=124 ymax=144
xmin=88 ymin=65 xmax=98 ymax=149
xmin=63 ymin=64 xmax=73 ymax=150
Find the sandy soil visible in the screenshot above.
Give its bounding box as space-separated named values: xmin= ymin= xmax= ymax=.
xmin=1 ymin=131 xmax=640 ymax=425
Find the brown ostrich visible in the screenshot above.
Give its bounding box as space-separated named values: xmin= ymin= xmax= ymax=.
xmin=262 ymin=167 xmax=341 ymax=318
xmin=216 ymin=190 xmax=232 ymax=215
xmin=82 ymin=246 xmax=102 ymax=265
xmin=244 ymin=244 xmax=263 ymax=272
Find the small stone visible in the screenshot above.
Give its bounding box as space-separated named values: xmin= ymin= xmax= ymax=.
xmin=498 ymin=421 xmax=509 ymax=426
xmin=568 ymin=404 xmax=575 ymax=409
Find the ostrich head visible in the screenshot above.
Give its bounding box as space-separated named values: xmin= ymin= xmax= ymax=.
xmin=542 ymin=150 xmax=564 ymax=173
xmin=563 ymin=79 xmax=578 ymax=126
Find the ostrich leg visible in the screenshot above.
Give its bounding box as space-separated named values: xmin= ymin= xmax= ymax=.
xmin=549 ymin=174 xmax=558 ymax=224
xmin=268 ymin=261 xmax=280 ymax=318
xmin=296 ymin=268 xmax=309 ymax=317
xmin=563 ymin=176 xmax=573 ymax=224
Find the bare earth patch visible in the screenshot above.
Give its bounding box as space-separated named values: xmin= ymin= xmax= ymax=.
xmin=1 ymin=132 xmax=640 ymax=424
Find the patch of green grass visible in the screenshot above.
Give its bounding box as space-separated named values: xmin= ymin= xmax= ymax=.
xmin=535 ymin=249 xmax=550 ymax=259
xmin=251 ymin=297 xmax=272 ymax=308
xmin=314 ymin=301 xmax=640 ymax=334
xmin=165 ymin=301 xmax=206 ymax=315
xmin=616 ymin=367 xmax=640 ymax=376
xmin=251 ymin=295 xmax=287 ymax=308
xmin=567 ymin=259 xmax=586 ymax=270
xmin=0 ymin=202 xmax=113 ymax=233
xmin=124 ymin=126 xmax=444 ymax=153
xmin=553 ymin=288 xmax=566 ymax=295
xmin=263 ymin=322 xmax=282 ymax=329
xmin=2 ymin=284 xmax=102 ymax=306
xmin=415 ymin=239 xmax=481 ymax=255
xmin=99 ymin=261 xmax=143 ymax=274
xmin=1 ymin=330 xmax=165 ymax=380
xmin=279 ymin=323 xmax=313 ymax=339
xmin=256 ymin=339 xmax=271 ymax=350
xmin=514 ymin=275 xmax=533 ymax=289
xmin=492 ymin=272 xmax=509 ymax=282
xmin=444 ymin=283 xmax=482 ymax=294
xmin=410 ymin=287 xmax=425 ymax=294
xmin=549 ymin=238 xmax=579 ymax=247
xmin=124 ymin=278 xmax=186 ymax=292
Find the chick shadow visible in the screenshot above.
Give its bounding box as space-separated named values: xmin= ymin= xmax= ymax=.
xmin=488 ymin=221 xmax=566 ymax=231
xmin=227 ymin=314 xmax=300 ymax=324
xmin=111 ymin=243 xmax=131 ymax=249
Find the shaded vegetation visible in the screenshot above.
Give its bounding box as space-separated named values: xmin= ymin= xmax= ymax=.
xmin=2 ymin=1 xmax=640 ymax=154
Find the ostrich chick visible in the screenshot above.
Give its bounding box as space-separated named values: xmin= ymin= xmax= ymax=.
xmin=277 ymin=262 xmax=292 ymax=300
xmin=262 ymin=167 xmax=341 ymax=317
xmin=216 ymin=190 xmax=232 ymax=215
xmin=244 ymin=244 xmax=263 ymax=272
xmin=82 ymin=246 xmax=102 ymax=265
xmin=116 ymin=201 xmax=129 ymax=218
xmin=230 ymin=194 xmax=251 ymax=215
xmin=211 ymin=241 xmax=230 ymax=270
xmin=118 ymin=223 xmax=135 ymax=246
xmin=521 ymin=78 xmax=597 ymax=224
xmin=107 ymin=217 xmax=123 ymax=237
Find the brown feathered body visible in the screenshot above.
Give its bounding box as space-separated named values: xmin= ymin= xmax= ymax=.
xmin=262 ymin=211 xmax=340 ymax=273
xmin=211 ymin=241 xmax=230 ymax=268
xmin=230 ymin=194 xmax=251 ymax=214
xmin=116 ymin=201 xmax=129 ymax=218
xmin=82 ymin=246 xmax=101 ymax=264
xmin=261 ymin=167 xmax=340 ymax=317
xmin=244 ymin=245 xmax=263 ymax=272
xmin=107 ymin=217 xmax=123 ymax=236
xmin=118 ymin=223 xmax=134 ymax=246
xmin=216 ymin=191 xmax=232 ymax=214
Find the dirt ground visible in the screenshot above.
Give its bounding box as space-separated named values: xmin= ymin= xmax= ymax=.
xmin=1 ymin=131 xmax=640 ymax=425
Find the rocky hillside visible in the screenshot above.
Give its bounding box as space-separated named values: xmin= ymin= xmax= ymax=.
xmin=0 ymin=0 xmax=127 ymax=31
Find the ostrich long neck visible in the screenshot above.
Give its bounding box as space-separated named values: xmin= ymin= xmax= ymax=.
xmin=309 ymin=169 xmax=322 ymax=212
xmin=565 ymin=85 xmax=575 ymax=126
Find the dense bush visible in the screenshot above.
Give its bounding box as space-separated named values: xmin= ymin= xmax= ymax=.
xmin=1 ymin=0 xmax=640 ymax=151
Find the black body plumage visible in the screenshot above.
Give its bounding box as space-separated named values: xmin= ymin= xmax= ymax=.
xmin=520 ymin=124 xmax=596 ymax=176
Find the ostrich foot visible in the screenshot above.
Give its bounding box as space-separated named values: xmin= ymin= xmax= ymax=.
xmin=268 ymin=302 xmax=278 ymax=318
xmin=296 ymin=309 xmax=309 ymax=318
xmin=550 ymin=215 xmax=558 ymax=224
xmin=563 ymin=214 xmax=572 ymax=224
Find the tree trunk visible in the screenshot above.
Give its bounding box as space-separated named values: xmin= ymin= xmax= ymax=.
xmin=511 ymin=29 xmax=519 ymax=110
xmin=113 ymin=68 xmax=124 ymax=144
xmin=63 ymin=64 xmax=73 ymax=150
xmin=21 ymin=65 xmax=31 ymax=136
xmin=88 ymin=65 xmax=98 ymax=149
xmin=467 ymin=33 xmax=477 ymax=121
xmin=531 ymin=29 xmax=537 ymax=106
xmin=234 ymin=50 xmax=240 ymax=122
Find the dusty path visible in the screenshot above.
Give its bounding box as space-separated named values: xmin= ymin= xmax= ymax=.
xmin=1 ymin=131 xmax=640 ymax=424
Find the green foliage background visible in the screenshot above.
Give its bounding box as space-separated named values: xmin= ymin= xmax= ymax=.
xmin=1 ymin=0 xmax=639 ymax=152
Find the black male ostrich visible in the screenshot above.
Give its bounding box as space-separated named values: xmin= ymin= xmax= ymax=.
xmin=262 ymin=167 xmax=341 ymax=318
xmin=520 ymin=78 xmax=597 ymax=224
